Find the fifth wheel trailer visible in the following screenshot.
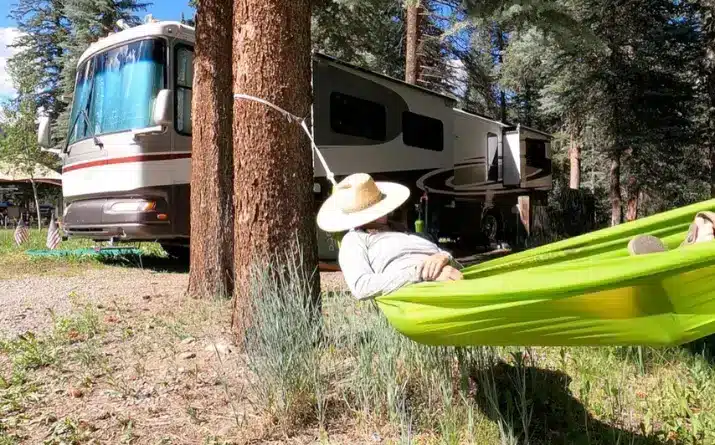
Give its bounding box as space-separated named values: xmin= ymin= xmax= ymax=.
xmin=37 ymin=19 xmax=552 ymax=261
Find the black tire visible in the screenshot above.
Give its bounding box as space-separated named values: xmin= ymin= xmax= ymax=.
xmin=481 ymin=211 xmax=501 ymax=246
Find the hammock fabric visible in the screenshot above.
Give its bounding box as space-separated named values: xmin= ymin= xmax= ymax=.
xmin=375 ymin=199 xmax=715 ymax=347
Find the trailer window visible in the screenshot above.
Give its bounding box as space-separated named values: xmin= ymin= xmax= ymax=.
xmin=402 ymin=111 xmax=443 ymax=151
xmin=525 ymin=138 xmax=547 ymax=161
xmin=175 ymin=44 xmax=194 ymax=136
xmin=329 ymin=92 xmax=386 ymax=141
xmin=487 ymin=132 xmax=499 ymax=181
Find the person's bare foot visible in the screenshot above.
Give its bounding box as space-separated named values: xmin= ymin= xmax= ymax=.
xmin=682 ymin=211 xmax=715 ymax=246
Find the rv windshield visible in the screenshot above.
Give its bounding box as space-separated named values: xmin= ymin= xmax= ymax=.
xmin=67 ymin=38 xmax=166 ymax=145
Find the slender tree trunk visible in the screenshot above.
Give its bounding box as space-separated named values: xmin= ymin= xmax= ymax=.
xmin=496 ymin=26 xmax=507 ymax=123
xmin=609 ymin=153 xmax=622 ymax=226
xmin=405 ymin=1 xmax=421 ymax=84
xmin=625 ymin=177 xmax=639 ymax=222
xmin=706 ymin=39 xmax=715 ymax=197
xmin=569 ymin=132 xmax=581 ymax=190
xmin=711 ymin=144 xmax=715 ymax=198
xmin=232 ymin=0 xmax=319 ymax=336
xmin=30 ymin=179 xmax=41 ymax=230
xmin=187 ymin=0 xmax=235 ymax=298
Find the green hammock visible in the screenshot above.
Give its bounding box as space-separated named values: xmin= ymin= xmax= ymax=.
xmin=375 ymin=198 xmax=715 ymax=348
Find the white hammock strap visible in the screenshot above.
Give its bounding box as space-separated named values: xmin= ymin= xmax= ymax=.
xmin=233 ymin=93 xmax=337 ymax=186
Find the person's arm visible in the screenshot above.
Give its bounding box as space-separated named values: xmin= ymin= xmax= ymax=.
xmin=339 ymin=232 xmax=422 ymax=300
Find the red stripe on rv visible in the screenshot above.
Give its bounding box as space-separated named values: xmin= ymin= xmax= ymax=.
xmin=62 ymin=153 xmax=192 ymax=173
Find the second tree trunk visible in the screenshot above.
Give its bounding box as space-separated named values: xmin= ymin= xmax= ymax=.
xmin=232 ymin=0 xmax=320 ymax=335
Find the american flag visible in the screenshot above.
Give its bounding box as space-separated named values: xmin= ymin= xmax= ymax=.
xmin=14 ymin=218 xmax=29 ymax=246
xmin=46 ymin=214 xmax=61 ymax=250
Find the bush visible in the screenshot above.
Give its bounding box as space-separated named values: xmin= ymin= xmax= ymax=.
xmin=238 ymin=244 xmax=325 ymax=431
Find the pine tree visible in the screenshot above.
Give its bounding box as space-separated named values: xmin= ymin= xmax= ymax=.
xmin=311 ymin=0 xmax=406 ymax=78
xmin=232 ymin=0 xmax=319 ymax=335
xmin=187 ymin=0 xmax=235 ymax=298
xmin=7 ymin=0 xmax=71 ymax=142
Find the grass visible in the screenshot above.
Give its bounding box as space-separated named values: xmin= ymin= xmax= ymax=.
xmin=2 ymin=242 xmax=715 ymax=443
xmin=236 ymin=246 xmax=715 ymax=444
xmin=0 ymin=228 xmax=171 ymax=278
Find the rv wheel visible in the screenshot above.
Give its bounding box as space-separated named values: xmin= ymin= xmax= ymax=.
xmin=481 ymin=212 xmax=500 ymax=245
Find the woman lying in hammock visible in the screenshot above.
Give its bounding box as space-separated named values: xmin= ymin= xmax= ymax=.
xmin=317 ymin=173 xmax=463 ymax=300
xmin=317 ymin=173 xmax=715 ymax=300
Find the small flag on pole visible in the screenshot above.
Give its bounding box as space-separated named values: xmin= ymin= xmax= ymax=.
xmin=14 ymin=218 xmax=29 ymax=246
xmin=47 ymin=214 xmax=61 ymax=250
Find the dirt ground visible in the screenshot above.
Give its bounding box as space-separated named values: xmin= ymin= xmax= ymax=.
xmin=0 ymin=268 xmax=347 ymax=338
xmin=0 ymin=267 xmax=358 ymax=444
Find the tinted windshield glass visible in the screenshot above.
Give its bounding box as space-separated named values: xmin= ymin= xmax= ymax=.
xmin=67 ymin=38 xmax=166 ymax=144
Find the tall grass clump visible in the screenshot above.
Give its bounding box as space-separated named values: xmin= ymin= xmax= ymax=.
xmin=238 ymin=242 xmax=325 ymax=431
xmin=323 ymin=291 xmax=524 ymax=443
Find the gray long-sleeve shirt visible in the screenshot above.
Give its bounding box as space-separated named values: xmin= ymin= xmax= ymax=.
xmin=338 ymin=229 xmax=454 ymax=300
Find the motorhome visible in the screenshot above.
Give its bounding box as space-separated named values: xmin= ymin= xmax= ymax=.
xmin=38 ymin=19 xmax=552 ymax=260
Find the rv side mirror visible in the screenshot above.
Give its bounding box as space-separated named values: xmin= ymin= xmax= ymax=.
xmin=152 ymin=89 xmax=173 ymax=126
xmin=37 ymin=116 xmax=51 ymax=148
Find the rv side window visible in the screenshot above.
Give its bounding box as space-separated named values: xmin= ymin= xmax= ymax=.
xmin=487 ymin=132 xmax=499 ymax=181
xmin=175 ymin=44 xmax=194 ymax=136
xmin=402 ymin=111 xmax=443 ymax=152
xmin=525 ymin=138 xmax=547 ymax=161
xmin=329 ymin=92 xmax=387 ymax=141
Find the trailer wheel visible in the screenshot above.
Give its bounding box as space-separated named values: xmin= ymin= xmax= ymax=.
xmin=481 ymin=211 xmax=500 ymax=246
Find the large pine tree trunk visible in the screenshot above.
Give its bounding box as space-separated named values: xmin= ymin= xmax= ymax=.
xmin=405 ymin=1 xmax=420 ymax=84
xmin=187 ymin=0 xmax=235 ymax=298
xmin=569 ymin=132 xmax=581 ymax=190
xmin=232 ymin=0 xmax=319 ymax=334
xmin=609 ymin=153 xmax=622 ymax=226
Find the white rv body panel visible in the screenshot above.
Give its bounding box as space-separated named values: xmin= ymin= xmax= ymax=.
xmin=504 ymin=131 xmax=521 ymax=186
xmin=54 ymin=21 xmax=552 ymax=258
xmin=311 ymin=55 xmax=454 ymax=177
xmin=77 ymin=21 xmax=194 ymax=66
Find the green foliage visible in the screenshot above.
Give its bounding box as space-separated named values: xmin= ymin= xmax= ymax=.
xmin=0 ymin=67 xmax=59 ymax=175
xmin=7 ymin=0 xmax=71 ymax=122
xmin=311 ymin=0 xmax=406 ymax=79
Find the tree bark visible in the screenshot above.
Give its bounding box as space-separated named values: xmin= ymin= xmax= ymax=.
xmin=232 ymin=0 xmax=319 ymax=335
xmin=609 ymin=153 xmax=622 ymax=226
xmin=569 ymin=132 xmax=581 ymax=190
xmin=30 ymin=179 xmax=41 ymax=230
xmin=187 ymin=0 xmax=235 ymax=298
xmin=495 ymin=26 xmax=507 ymax=123
xmin=625 ymin=177 xmax=639 ymax=222
xmin=405 ymin=1 xmax=421 ymax=84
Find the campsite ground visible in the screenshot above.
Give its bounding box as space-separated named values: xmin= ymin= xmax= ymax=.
xmin=1 ymin=230 xmax=714 ymax=444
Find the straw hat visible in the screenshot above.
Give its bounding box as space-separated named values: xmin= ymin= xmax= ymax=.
xmin=317 ymin=173 xmax=410 ymax=233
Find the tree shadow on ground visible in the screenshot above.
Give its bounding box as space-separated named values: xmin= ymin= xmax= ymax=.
xmin=98 ymin=253 xmax=190 ymax=274
xmin=682 ymin=334 xmax=715 ymax=365
xmin=473 ymin=361 xmax=664 ymax=445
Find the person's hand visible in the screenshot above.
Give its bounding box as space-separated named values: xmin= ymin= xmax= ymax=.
xmin=435 ymin=265 xmax=463 ymax=281
xmin=418 ymin=252 xmax=451 ymax=281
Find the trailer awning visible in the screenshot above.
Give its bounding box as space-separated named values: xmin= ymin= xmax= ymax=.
xmin=0 ymin=162 xmax=62 ymax=186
